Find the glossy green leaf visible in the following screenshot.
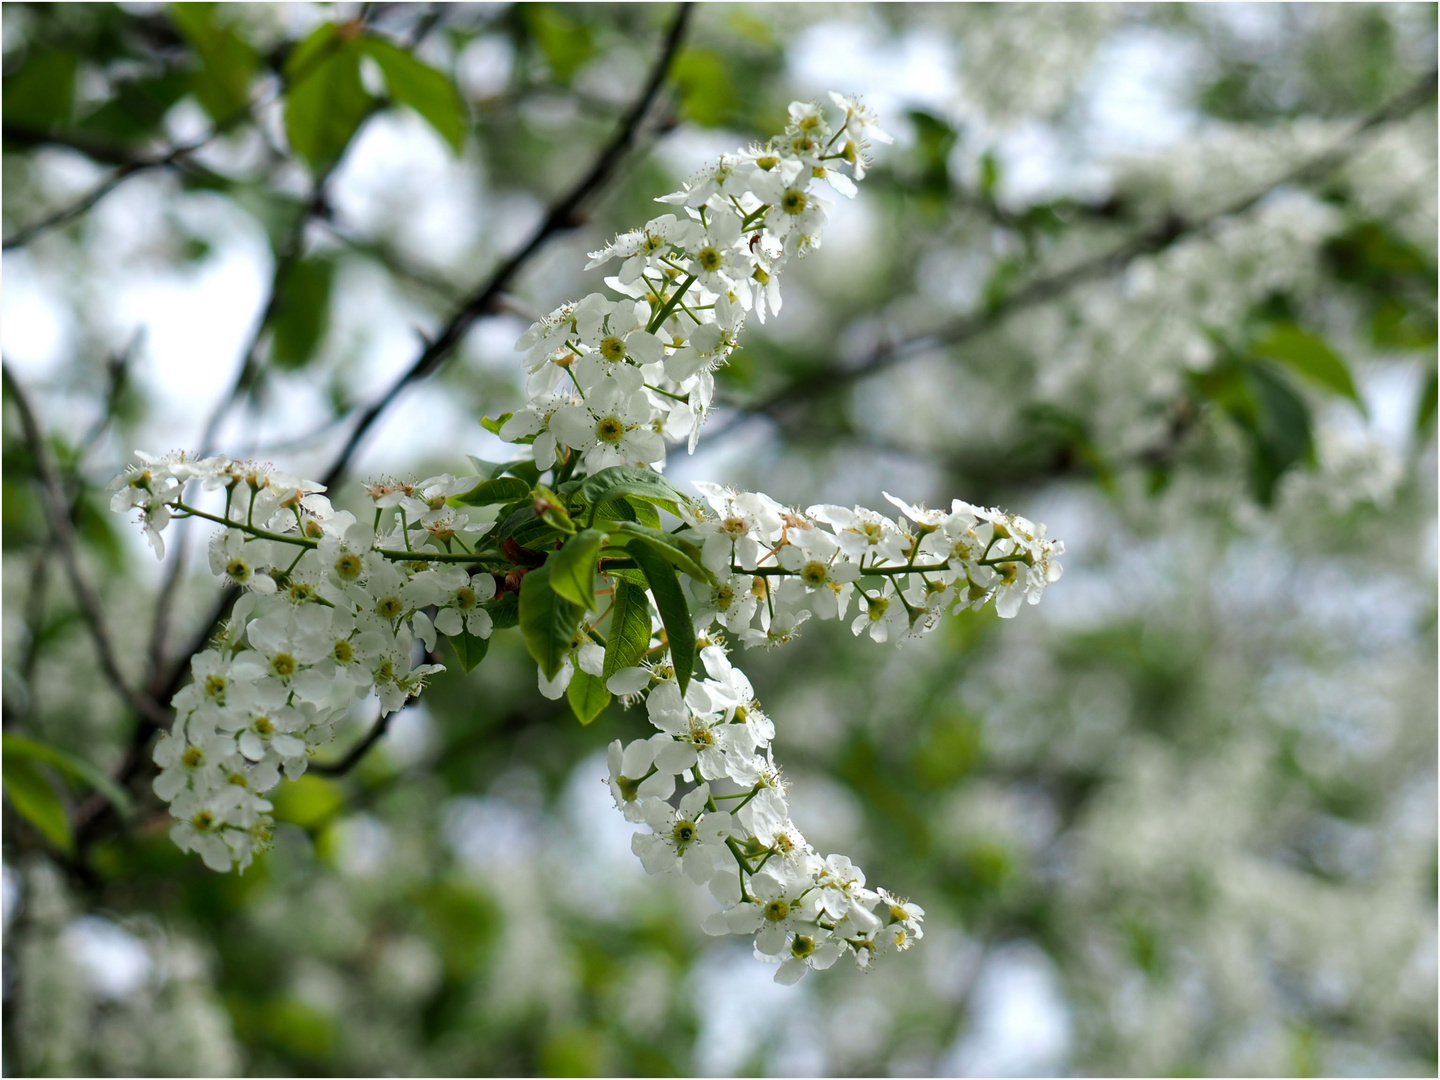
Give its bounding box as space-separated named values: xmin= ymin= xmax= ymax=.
xmin=357 ymin=36 xmax=466 ymax=152
xmin=171 ymin=2 xmax=257 ymax=122
xmin=455 ymin=476 xmax=531 ymax=506
xmin=269 ymin=257 xmax=334 ymax=369
xmin=481 ymin=590 xmax=519 ymax=631
xmin=565 ymin=670 xmax=611 ymax=725
xmin=627 ymin=538 xmax=696 ymax=694
xmin=447 ymin=629 xmax=490 ymax=673
xmin=608 ymin=523 xmax=714 ymax=586
xmin=3 ymin=733 xmax=134 ymax=819
xmin=519 ymin=562 xmax=582 ymax=680
xmin=283 ymin=25 xmax=373 ymax=172
xmin=577 ymin=466 xmax=687 ymax=523
xmin=3 ymin=50 xmax=77 ymax=130
xmin=2 ymin=756 xmax=73 ymax=854
xmin=549 ymin=528 xmax=603 ymax=611
xmin=1250 ymin=323 xmax=1366 ymax=413
xmin=603 ymin=579 xmax=653 ymax=678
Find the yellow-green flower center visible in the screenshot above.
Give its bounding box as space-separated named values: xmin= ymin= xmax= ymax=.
xmin=599 ymin=335 xmax=627 ymax=362
xmin=800 ymin=560 xmax=828 ymax=588
xmin=791 ymin=934 xmax=816 ymax=959
xmin=270 ymin=653 xmax=297 ymax=678
xmin=376 ymin=596 xmax=403 ymax=619
xmin=697 ymin=246 xmax=722 ymax=272
xmin=335 ymin=552 xmax=363 ymax=580
xmin=672 ymin=819 xmax=697 ymax=845
xmin=182 ymin=746 xmax=204 ymax=768
xmin=781 ymin=189 xmax=807 ymax=215
xmin=456 ymin=586 xmax=476 ymax=610
xmin=596 ymin=416 xmax=625 ymax=445
xmin=763 ymin=898 xmax=790 ymax=922
xmin=333 ymin=639 xmax=354 ymax=664
xmin=226 ymin=557 xmax=251 ymax=582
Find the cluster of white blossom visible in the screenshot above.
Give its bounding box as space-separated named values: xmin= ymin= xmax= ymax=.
xmin=605 ymin=641 xmax=923 ymax=983
xmin=106 ymin=96 xmax=1065 ymax=981
xmin=500 ymin=92 xmax=892 ymax=470
xmin=109 ymin=452 xmax=499 ymax=870
xmin=683 ymin=483 xmax=1063 ymax=648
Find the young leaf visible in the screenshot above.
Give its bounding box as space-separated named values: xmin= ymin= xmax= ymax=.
xmin=455 ymin=476 xmax=531 ymax=506
xmin=609 ymin=523 xmax=714 ymax=585
xmin=480 ymin=412 xmax=513 ymax=436
xmin=627 ymin=538 xmax=697 ymax=694
xmin=578 ymin=465 xmax=689 ymax=522
xmin=519 ymin=562 xmax=582 ymax=680
xmin=549 ymin=528 xmax=603 ymax=611
xmin=603 ymin=579 xmax=653 ymax=678
xmin=1250 ymin=323 xmax=1366 ymax=414
xmin=283 ymin=24 xmax=373 ymax=172
xmin=357 ymin=36 xmax=467 ymax=152
xmin=2 ymin=756 xmax=73 ymax=854
xmin=566 ymin=670 xmax=611 ymax=725
xmin=447 ymin=629 xmax=490 ymax=673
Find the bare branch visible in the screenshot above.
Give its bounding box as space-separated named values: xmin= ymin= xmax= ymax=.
xmin=1 ymin=361 xmax=171 ymax=731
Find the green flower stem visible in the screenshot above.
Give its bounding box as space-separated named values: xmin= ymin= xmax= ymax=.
xmin=646 ymin=273 xmax=698 ymax=334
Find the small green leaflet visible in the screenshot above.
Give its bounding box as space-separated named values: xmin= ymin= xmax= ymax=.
xmin=480 ymin=413 xmax=513 ymax=436
xmin=603 ymin=579 xmax=653 ymax=677
xmin=549 ymin=528 xmax=603 ymax=611
xmin=447 ymin=629 xmax=490 ymax=673
xmin=627 ymin=538 xmax=697 ymax=694
xmin=455 ymin=476 xmax=531 ymax=506
xmin=356 ymin=36 xmax=467 ymax=152
xmin=566 ymin=670 xmax=611 ymax=725
xmin=518 ymin=562 xmax=582 ymax=680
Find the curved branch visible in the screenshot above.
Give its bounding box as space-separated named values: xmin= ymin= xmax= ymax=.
xmin=717 ymin=67 xmax=1437 ymax=434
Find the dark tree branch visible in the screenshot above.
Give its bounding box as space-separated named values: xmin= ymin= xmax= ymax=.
xmin=716 ymin=68 xmax=1438 ymax=436
xmin=1 ymin=362 xmax=171 ymax=731
xmin=317 ymin=1 xmax=695 ymax=490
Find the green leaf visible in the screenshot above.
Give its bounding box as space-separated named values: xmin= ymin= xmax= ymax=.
xmin=1415 ymin=366 xmax=1436 ymax=436
xmin=533 ymin=484 xmax=574 ymax=534
xmin=522 ymin=4 xmax=596 ymax=84
xmin=2 ymin=756 xmax=73 ymax=854
xmin=481 ymin=590 xmax=519 ymax=631
xmin=519 ymin=562 xmax=582 ymax=680
xmin=603 ymin=579 xmax=653 ymax=678
xmin=455 ymin=476 xmax=531 ymax=506
xmin=549 ymin=528 xmax=603 ymax=611
xmin=3 ymin=50 xmax=77 ymax=130
xmin=480 ymin=412 xmax=513 ymax=436
xmin=565 ymin=670 xmax=611 ymax=725
xmin=1247 ymin=362 xmax=1314 ymax=505
xmin=269 ymin=256 xmax=334 ymax=369
xmin=271 ymin=773 xmax=344 ymax=829
xmin=1250 ymin=323 xmax=1366 ymax=413
xmin=577 ymin=466 xmax=688 ymax=522
xmin=3 ymin=734 xmax=134 ymax=820
xmin=283 ymin=25 xmax=373 ymax=172
xmin=447 ymin=629 xmax=490 ymax=673
xmin=357 ymin=36 xmax=466 ymax=152
xmin=467 ymin=456 xmax=507 ymax=480
xmin=171 ymin=2 xmax=258 ymax=122
xmin=670 ymin=47 xmax=737 ymax=127
xmin=76 ymin=69 xmax=193 ymax=143
xmin=627 ymin=538 xmax=696 ymax=694
xmin=608 ymin=523 xmax=714 ymax=586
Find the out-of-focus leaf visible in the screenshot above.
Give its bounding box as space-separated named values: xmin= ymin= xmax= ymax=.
xmin=1370 ymin=296 xmax=1438 ymax=350
xmin=283 ymin=24 xmax=373 ymax=172
xmin=1416 ymin=366 xmax=1437 ymax=436
xmin=549 ymin=528 xmax=603 ymax=611
xmin=357 ymin=36 xmax=466 ymax=152
xmin=565 ymin=669 xmax=610 ymax=725
xmin=268 ymin=257 xmax=334 ymax=370
xmin=3 ymin=50 xmax=78 ymax=130
xmin=447 ymin=628 xmax=490 ymax=673
xmin=2 ymin=756 xmax=73 ymax=853
xmin=1250 ymin=323 xmax=1365 ymax=413
xmin=3 ymin=733 xmax=134 ymax=819
xmin=1193 ymin=357 xmax=1314 ymax=505
xmin=170 ymin=2 xmax=257 ymax=122
xmin=626 ymin=538 xmax=695 ymax=694
xmin=603 ymin=579 xmax=652 ymax=678
xmin=519 ymin=562 xmax=581 ymax=680
xmin=671 ymin=48 xmax=736 ymax=127
xmin=522 ymin=4 xmax=596 ymax=84
xmin=76 ymin=69 xmax=192 ymax=142
xmin=271 ymin=773 xmax=344 ymax=829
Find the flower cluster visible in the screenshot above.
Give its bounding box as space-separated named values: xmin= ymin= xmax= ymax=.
xmin=500 ymin=93 xmax=892 ymax=470
xmin=684 ymin=485 xmax=1064 ymax=648
xmin=606 ymin=641 xmax=923 ymax=983
xmin=107 ymin=96 xmax=1065 ymax=982
xmin=109 ymin=453 xmax=499 ymax=870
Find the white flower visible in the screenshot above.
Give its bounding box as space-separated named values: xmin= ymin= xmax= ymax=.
xmin=631 ymin=787 xmax=732 ymax=884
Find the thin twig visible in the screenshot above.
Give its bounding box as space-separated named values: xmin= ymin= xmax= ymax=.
xmin=714 ymin=67 xmax=1438 ymax=436
xmin=1 ymin=361 xmax=170 ymax=730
